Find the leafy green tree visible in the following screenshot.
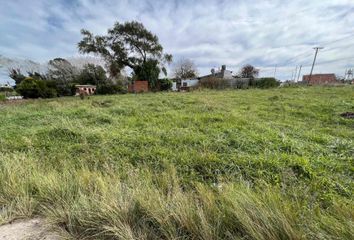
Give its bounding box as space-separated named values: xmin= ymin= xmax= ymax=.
xmin=133 ymin=59 xmax=160 ymax=90
xmin=78 ymin=21 xmax=172 ymax=80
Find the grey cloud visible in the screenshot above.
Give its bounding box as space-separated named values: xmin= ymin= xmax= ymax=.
xmin=1 ymin=0 xmax=354 ymax=83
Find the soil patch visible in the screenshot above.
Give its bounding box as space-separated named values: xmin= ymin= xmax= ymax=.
xmin=340 ymin=112 xmax=354 ymax=119
xmin=0 ymin=218 xmax=61 ymax=240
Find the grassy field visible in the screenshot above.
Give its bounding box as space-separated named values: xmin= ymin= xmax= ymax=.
xmin=0 ymin=86 xmax=353 ymax=239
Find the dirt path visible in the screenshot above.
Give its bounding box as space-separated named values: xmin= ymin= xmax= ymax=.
xmin=0 ymin=218 xmax=61 ymax=240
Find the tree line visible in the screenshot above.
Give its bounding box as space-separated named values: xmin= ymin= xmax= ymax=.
xmin=8 ymin=20 xmax=279 ymax=99
xmin=9 ymin=21 xmax=173 ymax=98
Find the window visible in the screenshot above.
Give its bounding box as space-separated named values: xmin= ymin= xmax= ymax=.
xmin=183 ymin=82 xmax=187 ymax=87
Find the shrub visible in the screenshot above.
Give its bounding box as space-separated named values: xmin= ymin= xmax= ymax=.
xmin=96 ymin=83 xmax=127 ymax=95
xmin=199 ymin=77 xmax=229 ymax=89
xmin=159 ymin=78 xmax=172 ymax=91
xmin=0 ymin=87 xmax=14 ymax=92
xmin=16 ymin=77 xmax=57 ymax=99
xmin=253 ymin=78 xmax=280 ymax=89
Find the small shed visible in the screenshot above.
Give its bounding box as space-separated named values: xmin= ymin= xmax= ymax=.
xmin=75 ymin=85 xmax=96 ymax=96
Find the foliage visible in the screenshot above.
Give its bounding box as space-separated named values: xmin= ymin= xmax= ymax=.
xmin=199 ymin=76 xmax=229 ymax=89
xmin=96 ymin=82 xmax=127 ymax=95
xmin=200 ymin=77 xmax=280 ymax=90
xmin=47 ymin=58 xmax=79 ymax=96
xmin=239 ymin=64 xmax=260 ymax=79
xmin=78 ymin=21 xmax=172 ymax=78
xmin=28 ymin=71 xmax=47 ymax=81
xmin=0 ymin=87 xmax=353 ymax=239
xmin=173 ymin=58 xmax=198 ymax=79
xmin=0 ymin=93 xmax=5 ymax=101
xmin=8 ymin=68 xmax=26 ymax=85
xmin=253 ymin=77 xmax=280 ymax=88
xmin=0 ymin=86 xmax=14 ymax=92
xmin=133 ymin=58 xmax=160 ymax=89
xmin=76 ymin=64 xmax=108 ymax=85
xmin=158 ymin=78 xmax=173 ymax=91
xmin=16 ymin=77 xmax=57 ymax=98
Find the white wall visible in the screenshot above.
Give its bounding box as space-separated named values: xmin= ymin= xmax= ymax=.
xmin=181 ymin=79 xmax=199 ymax=87
xmin=171 ymin=82 xmax=178 ymax=91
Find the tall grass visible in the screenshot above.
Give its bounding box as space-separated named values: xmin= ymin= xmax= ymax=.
xmin=0 ymin=87 xmax=353 ymax=239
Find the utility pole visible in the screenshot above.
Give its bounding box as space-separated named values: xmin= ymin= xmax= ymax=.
xmin=344 ymin=69 xmax=348 ymax=80
xmin=297 ymin=65 xmax=302 ymax=82
xmin=274 ymin=65 xmax=277 ymax=78
xmin=293 ymin=66 xmax=298 ymax=81
xmin=308 ymin=47 xmax=324 ymax=84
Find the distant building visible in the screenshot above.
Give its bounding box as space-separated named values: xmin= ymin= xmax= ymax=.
xmin=198 ymin=65 xmax=233 ymax=80
xmin=0 ymin=83 xmax=13 ymax=89
xmin=75 ymin=85 xmax=96 ymax=96
xmin=302 ymin=74 xmax=337 ymax=85
xmin=172 ymin=65 xmax=235 ymax=91
xmin=180 ymin=79 xmax=199 ymax=91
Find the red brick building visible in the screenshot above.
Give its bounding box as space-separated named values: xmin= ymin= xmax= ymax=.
xmin=302 ymin=74 xmax=337 ymax=85
xmin=128 ymin=81 xmax=149 ymax=93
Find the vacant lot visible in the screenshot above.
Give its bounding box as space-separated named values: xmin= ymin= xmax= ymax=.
xmin=0 ymin=86 xmax=353 ymax=239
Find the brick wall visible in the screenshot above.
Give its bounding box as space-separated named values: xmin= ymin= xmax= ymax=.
xmin=128 ymin=81 xmax=149 ymax=93
xmin=303 ymin=74 xmax=337 ymax=85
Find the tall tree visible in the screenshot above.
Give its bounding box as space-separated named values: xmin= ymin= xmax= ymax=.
xmin=239 ymin=64 xmax=259 ymax=79
xmin=78 ymin=21 xmax=172 ymax=79
xmin=173 ymin=58 xmax=198 ymax=79
xmin=47 ymin=58 xmax=79 ymax=96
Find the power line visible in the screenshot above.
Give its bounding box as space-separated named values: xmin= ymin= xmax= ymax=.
xmin=281 ymin=32 xmax=354 ymax=67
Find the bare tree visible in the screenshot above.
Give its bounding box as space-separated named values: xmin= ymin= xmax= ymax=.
xmin=239 ymin=64 xmax=259 ymax=79
xmin=173 ymin=58 xmax=198 ymax=79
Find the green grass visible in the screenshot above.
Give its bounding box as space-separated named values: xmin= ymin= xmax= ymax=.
xmin=0 ymin=86 xmax=353 ymax=239
xmin=0 ymin=93 xmax=5 ymax=101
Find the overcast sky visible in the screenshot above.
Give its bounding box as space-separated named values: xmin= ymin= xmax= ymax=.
xmin=1 ymin=0 xmax=354 ymax=83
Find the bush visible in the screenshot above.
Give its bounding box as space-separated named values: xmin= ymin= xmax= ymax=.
xmin=158 ymin=78 xmax=172 ymax=91
xmin=253 ymin=78 xmax=280 ymax=89
xmin=0 ymin=87 xmax=14 ymax=92
xmin=16 ymin=77 xmax=57 ymax=99
xmin=96 ymin=83 xmax=127 ymax=95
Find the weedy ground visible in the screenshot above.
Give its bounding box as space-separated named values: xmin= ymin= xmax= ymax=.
xmin=0 ymin=86 xmax=353 ymax=239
